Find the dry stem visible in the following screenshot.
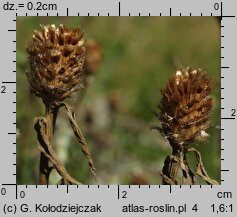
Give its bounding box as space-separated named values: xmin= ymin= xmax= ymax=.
xmin=161 ymin=142 xmax=219 ymax=185
xmin=38 ymin=105 xmax=58 ymax=185
xmin=35 ymin=102 xmax=96 ymax=185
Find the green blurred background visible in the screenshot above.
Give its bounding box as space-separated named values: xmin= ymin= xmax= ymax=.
xmin=16 ymin=17 xmax=220 ymax=184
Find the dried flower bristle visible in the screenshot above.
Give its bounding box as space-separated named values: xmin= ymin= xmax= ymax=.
xmin=158 ymin=67 xmax=212 ymax=146
xmin=26 ymin=24 xmax=85 ymax=104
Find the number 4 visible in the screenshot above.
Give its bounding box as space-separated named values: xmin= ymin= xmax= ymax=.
xmin=192 ymin=204 xmax=198 ymax=212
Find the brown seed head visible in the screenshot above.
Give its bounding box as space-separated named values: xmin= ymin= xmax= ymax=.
xmin=157 ymin=67 xmax=212 ymax=146
xmin=84 ymin=39 xmax=102 ymax=76
xmin=26 ymin=24 xmax=85 ymax=104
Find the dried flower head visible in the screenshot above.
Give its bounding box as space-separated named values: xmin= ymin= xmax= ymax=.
xmin=26 ymin=24 xmax=85 ymax=104
xmin=84 ymin=39 xmax=102 ymax=76
xmin=157 ymin=67 xmax=212 ymax=146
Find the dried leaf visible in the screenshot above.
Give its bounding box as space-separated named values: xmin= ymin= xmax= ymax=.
xmin=58 ymin=102 xmax=96 ymax=179
xmin=187 ymin=147 xmax=219 ymax=185
xmin=34 ymin=117 xmax=82 ymax=185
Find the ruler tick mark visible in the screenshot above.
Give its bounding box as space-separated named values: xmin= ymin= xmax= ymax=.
xmin=2 ymin=81 xmax=16 ymax=84
xmin=16 ymin=185 xmax=18 ymax=199
xmin=119 ymin=2 xmax=121 ymax=16
xmin=221 ymin=2 xmax=223 ymax=19
xmin=222 ymin=15 xmax=236 ymax=18
xmin=117 ymin=185 xmax=120 ymax=199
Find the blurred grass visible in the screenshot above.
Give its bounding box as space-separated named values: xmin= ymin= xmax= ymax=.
xmin=16 ymin=17 xmax=220 ymax=184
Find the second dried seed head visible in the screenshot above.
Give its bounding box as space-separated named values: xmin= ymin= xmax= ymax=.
xmin=158 ymin=67 xmax=212 ymax=146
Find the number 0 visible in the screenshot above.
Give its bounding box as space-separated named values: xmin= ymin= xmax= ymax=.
xmin=214 ymin=3 xmax=219 ymax=10
xmin=19 ymin=190 xmax=25 ymax=198
xmin=1 ymin=188 xmax=6 ymax=195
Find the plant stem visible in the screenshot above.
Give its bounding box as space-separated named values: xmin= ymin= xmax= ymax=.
xmin=39 ymin=104 xmax=58 ymax=185
xmin=161 ymin=145 xmax=182 ymax=185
